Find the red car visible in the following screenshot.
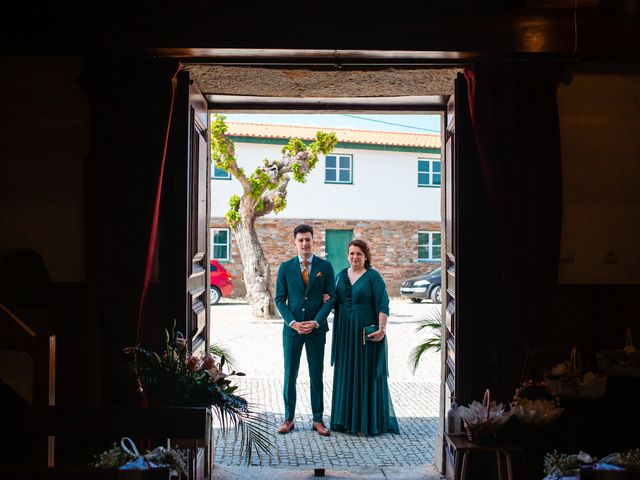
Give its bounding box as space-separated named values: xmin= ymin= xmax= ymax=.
xmin=210 ymin=259 xmax=233 ymax=304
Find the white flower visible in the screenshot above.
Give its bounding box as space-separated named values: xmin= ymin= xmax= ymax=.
xmin=551 ymin=363 xmax=568 ymax=376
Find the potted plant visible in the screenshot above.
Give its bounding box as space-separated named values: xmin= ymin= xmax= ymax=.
xmin=124 ymin=321 xmax=272 ymax=463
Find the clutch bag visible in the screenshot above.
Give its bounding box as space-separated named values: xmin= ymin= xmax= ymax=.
xmin=362 ymin=324 xmax=378 ymax=345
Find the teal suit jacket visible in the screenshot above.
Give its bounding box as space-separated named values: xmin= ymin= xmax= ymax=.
xmin=275 ymin=256 xmax=336 ymax=337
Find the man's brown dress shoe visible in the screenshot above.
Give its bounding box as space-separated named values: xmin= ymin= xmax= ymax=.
xmin=312 ymin=421 xmax=330 ymax=437
xmin=277 ymin=420 xmax=295 ymax=434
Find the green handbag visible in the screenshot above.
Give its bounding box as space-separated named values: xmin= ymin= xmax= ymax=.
xmin=362 ymin=324 xmax=378 ymax=346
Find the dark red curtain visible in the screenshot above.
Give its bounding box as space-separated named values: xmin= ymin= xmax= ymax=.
xmin=464 ymin=63 xmax=563 ymax=382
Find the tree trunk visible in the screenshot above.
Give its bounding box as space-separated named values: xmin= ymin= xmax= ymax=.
xmin=233 ymin=220 xmax=277 ymax=319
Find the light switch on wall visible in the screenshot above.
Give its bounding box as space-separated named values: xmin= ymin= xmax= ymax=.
xmin=603 ymin=249 xmax=619 ymax=264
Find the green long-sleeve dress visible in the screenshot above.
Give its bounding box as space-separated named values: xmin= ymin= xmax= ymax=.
xmin=330 ymin=268 xmax=399 ymax=435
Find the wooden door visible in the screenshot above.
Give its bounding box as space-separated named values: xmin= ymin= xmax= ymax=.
xmin=165 ymin=71 xmax=211 ymax=356
xmin=441 ymin=72 xmax=490 ymax=479
xmin=325 ymin=229 xmax=353 ymax=275
xmin=441 ymin=80 xmax=458 ymax=479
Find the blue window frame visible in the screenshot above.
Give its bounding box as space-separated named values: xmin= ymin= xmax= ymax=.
xmin=418 ymin=231 xmax=441 ymax=262
xmin=418 ymin=158 xmax=441 ymax=187
xmin=212 ymin=165 xmax=231 ymax=180
xmin=325 ymin=154 xmax=353 ymax=184
xmin=211 ymin=228 xmax=230 ymax=261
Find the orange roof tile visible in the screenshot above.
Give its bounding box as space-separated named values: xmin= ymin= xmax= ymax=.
xmin=225 ymin=122 xmax=440 ymax=149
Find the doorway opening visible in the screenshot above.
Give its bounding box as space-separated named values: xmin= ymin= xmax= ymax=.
xmin=206 ymin=109 xmax=446 ymax=476
xmin=182 ymin=56 xmax=461 ymax=477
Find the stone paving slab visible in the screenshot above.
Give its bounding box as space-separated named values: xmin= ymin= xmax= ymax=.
xmin=210 ymin=299 xmax=443 ymax=475
xmin=210 ymin=464 xmax=444 ymax=479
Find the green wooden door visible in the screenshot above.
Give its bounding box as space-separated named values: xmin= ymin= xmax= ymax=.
xmin=325 ymin=229 xmax=353 ymax=276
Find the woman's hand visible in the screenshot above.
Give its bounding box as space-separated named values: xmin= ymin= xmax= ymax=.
xmin=367 ymin=330 xmax=386 ymax=342
xmin=322 ymin=293 xmax=330 ymax=303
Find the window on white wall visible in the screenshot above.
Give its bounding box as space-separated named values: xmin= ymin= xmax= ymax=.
xmin=418 ymin=158 xmax=441 ymax=187
xmin=418 ymin=231 xmax=441 ymax=261
xmin=325 ymin=154 xmax=353 ymax=184
xmin=211 ymin=228 xmax=230 ymax=260
xmin=212 ymin=166 xmax=231 ymax=180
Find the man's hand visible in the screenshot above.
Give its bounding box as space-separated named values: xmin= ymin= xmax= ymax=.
xmin=322 ymin=294 xmax=331 ymax=303
xmin=299 ymin=320 xmax=318 ymax=332
xmin=291 ymin=321 xmax=314 ymax=335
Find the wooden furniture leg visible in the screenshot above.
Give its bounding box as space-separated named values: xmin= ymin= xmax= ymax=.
xmin=460 ymin=451 xmax=469 ymax=480
xmin=505 ymin=451 xmax=514 ymax=480
xmin=496 ymin=451 xmax=503 ymax=480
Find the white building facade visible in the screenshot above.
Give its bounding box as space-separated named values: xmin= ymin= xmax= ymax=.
xmin=210 ymin=122 xmax=442 ymax=297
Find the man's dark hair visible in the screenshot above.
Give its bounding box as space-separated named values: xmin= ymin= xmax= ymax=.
xmin=293 ymin=224 xmax=314 ymax=238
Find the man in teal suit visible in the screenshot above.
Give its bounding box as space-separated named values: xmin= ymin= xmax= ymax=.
xmin=275 ymin=224 xmax=336 ymax=436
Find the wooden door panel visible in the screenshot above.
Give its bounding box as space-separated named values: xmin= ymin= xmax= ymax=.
xmin=165 ymin=71 xmax=210 ymax=356
xmin=443 ymin=86 xmax=458 ymax=412
xmin=187 ymin=79 xmax=209 ymax=355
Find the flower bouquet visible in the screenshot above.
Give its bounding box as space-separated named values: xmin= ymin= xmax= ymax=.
xmin=92 ymin=437 xmax=187 ymax=476
xmin=511 ymin=379 xmax=563 ymax=426
xmin=544 ymin=348 xmax=607 ymax=399
xmin=543 ymin=448 xmax=640 ymax=479
xmin=596 ymin=328 xmax=640 ymax=378
xmin=124 ymin=321 xmax=272 ymax=463
xmin=458 ymin=389 xmax=513 ymax=443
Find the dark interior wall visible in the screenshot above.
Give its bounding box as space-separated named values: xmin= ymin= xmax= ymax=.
xmin=558 ymin=71 xmax=640 ymax=285
xmin=0 ymin=56 xmax=91 ymax=410
xmin=0 ymin=56 xmax=89 ymax=283
xmin=1 ymin=56 xmax=639 ymax=405
xmin=531 ymin=73 xmax=640 ymax=449
xmin=533 ymin=70 xmax=640 ymax=372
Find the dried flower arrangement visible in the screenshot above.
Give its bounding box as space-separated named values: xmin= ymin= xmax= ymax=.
xmin=511 ymin=379 xmax=563 ymax=426
xmin=458 ymin=389 xmax=512 ymax=443
xmin=91 ymin=437 xmax=187 ymax=476
xmin=596 ymin=328 xmax=640 ymax=378
xmin=543 ymin=448 xmax=640 ymax=479
xmin=544 ymin=348 xmax=607 ymax=399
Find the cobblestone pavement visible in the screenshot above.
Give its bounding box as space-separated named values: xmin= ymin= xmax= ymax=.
xmin=209 ymin=298 xmax=443 ymax=478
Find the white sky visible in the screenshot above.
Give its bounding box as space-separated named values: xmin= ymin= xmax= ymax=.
xmin=220 ymin=113 xmax=441 ymax=134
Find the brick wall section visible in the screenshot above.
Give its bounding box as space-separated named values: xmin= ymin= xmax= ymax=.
xmin=211 ymin=218 xmax=442 ymax=298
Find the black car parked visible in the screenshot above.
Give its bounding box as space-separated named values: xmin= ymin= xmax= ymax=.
xmin=400 ymin=267 xmax=442 ymax=303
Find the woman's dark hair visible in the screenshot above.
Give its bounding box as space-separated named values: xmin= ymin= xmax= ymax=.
xmin=348 ymin=239 xmax=372 ymax=269
xmin=293 ymin=224 xmax=314 ymax=238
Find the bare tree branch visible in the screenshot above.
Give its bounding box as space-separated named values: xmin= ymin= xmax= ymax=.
xmin=278 ymin=151 xmax=314 ymax=174
xmin=258 ymin=176 xmax=290 ymax=218
xmin=216 ymin=135 xmax=251 ymax=193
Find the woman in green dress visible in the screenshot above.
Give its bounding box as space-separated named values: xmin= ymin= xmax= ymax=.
xmin=330 ymin=239 xmax=399 ymax=435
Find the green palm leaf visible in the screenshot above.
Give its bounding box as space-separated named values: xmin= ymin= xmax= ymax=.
xmin=408 ymin=308 xmax=443 ymax=374
xmin=210 ymin=343 xmax=238 ymax=371
xmin=212 ymin=393 xmax=273 ymax=464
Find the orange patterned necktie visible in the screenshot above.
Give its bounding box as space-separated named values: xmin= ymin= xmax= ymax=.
xmin=302 ymin=260 xmax=309 ymax=287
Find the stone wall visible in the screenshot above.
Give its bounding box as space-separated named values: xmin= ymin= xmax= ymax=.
xmin=211 ymin=218 xmax=441 ymax=298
